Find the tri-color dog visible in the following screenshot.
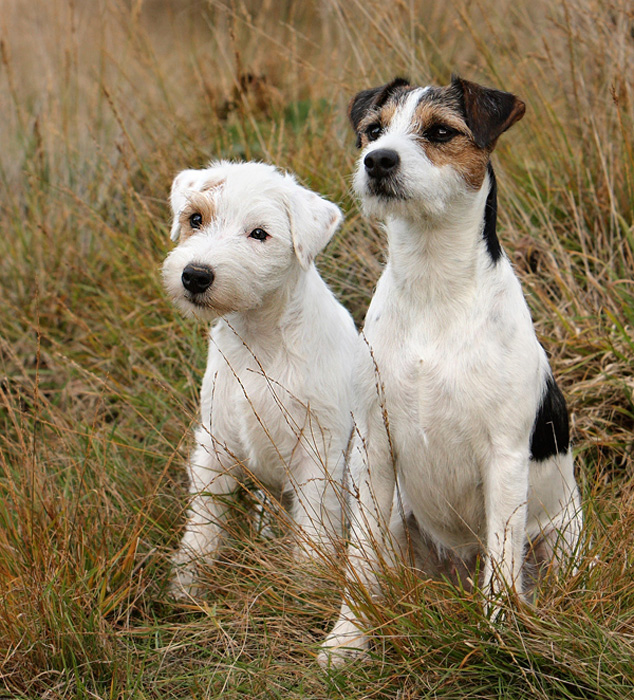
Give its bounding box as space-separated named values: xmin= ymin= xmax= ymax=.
xmin=163 ymin=161 xmax=357 ymax=597
xmin=320 ymin=76 xmax=583 ymax=664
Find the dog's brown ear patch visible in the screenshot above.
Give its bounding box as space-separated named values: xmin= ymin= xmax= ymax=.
xmin=348 ymin=77 xmax=411 ymax=142
xmin=451 ymin=76 xmax=525 ymax=149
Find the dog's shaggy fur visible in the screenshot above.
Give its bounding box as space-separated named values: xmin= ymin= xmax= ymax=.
xmin=320 ymin=77 xmax=583 ymax=665
xmin=163 ymin=161 xmax=357 ymax=596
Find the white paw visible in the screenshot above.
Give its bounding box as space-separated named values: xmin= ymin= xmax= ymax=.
xmin=169 ymin=548 xmax=213 ymax=600
xmin=318 ymin=619 xmax=369 ymax=669
xmin=482 ymin=579 xmax=525 ymax=624
xmin=169 ymin=561 xmax=199 ymax=600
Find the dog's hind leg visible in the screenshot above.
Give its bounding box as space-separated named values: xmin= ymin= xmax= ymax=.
xmin=525 ymin=452 xmax=584 ymax=588
xmin=528 ymin=487 xmax=583 ymax=581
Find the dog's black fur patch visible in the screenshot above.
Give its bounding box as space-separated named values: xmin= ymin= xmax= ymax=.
xmin=530 ymin=374 xmax=570 ymax=461
xmin=483 ymin=163 xmax=502 ymax=264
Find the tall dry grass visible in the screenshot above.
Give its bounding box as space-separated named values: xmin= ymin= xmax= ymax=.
xmin=0 ymin=0 xmax=633 ymax=697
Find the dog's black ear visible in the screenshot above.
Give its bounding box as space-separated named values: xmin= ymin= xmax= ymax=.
xmin=348 ymin=77 xmax=411 ymax=147
xmin=451 ymin=75 xmax=525 ymax=149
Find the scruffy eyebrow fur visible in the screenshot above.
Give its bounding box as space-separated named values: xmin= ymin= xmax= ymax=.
xmin=200 ymin=176 xmax=226 ymax=193
xmin=348 ymin=77 xmax=412 ymax=132
xmin=177 ymin=191 xmax=216 ymax=239
xmin=350 ymin=80 xmax=413 ymax=147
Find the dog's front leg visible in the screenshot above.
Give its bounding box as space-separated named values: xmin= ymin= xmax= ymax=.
xmin=170 ymin=439 xmax=241 ymax=599
xmin=482 ymin=449 xmax=530 ymax=616
xmin=290 ymin=454 xmax=345 ymax=558
xmin=319 ymin=411 xmax=395 ymax=667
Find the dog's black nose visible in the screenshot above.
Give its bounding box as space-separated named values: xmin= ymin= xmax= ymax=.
xmin=182 ymin=264 xmax=214 ymax=294
xmin=364 ymin=149 xmax=400 ymax=179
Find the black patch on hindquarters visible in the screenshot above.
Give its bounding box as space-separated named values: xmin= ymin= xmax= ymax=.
xmin=483 ymin=163 xmax=502 ymax=264
xmin=530 ymin=374 xmax=570 ymax=461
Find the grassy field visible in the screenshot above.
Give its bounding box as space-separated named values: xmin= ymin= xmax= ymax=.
xmin=1 ymin=0 xmax=633 ymax=697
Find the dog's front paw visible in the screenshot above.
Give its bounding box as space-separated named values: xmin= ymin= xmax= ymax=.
xmin=169 ymin=559 xmax=200 ymax=600
xmin=481 ymin=580 xmax=527 ymax=625
xmin=483 ymin=596 xmax=506 ymax=625
xmin=318 ymin=617 xmax=369 ymax=669
xmin=169 ymin=548 xmax=211 ymax=601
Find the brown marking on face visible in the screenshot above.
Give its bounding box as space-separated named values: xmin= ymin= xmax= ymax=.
xmin=355 ymin=101 xmax=398 ymax=150
xmin=348 ymin=78 xmax=411 ymax=133
xmin=412 ymin=98 xmax=490 ymax=190
xmin=357 ymin=85 xmax=490 ymax=190
xmin=177 ymin=190 xmax=216 ymax=240
xmin=200 ymin=176 xmax=226 ymax=193
xmin=351 ymin=77 xmax=525 ymax=191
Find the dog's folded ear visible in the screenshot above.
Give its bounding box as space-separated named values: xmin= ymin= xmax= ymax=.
xmin=169 ymin=169 xmax=201 ymax=241
xmin=451 ymin=76 xmax=525 ymax=150
xmin=285 ymin=184 xmax=343 ymax=270
xmin=348 ymin=78 xmax=411 ymax=147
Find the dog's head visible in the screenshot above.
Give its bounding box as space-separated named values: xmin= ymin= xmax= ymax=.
xmin=162 ymin=161 xmax=342 ymax=321
xmin=348 ymin=76 xmax=525 ymax=221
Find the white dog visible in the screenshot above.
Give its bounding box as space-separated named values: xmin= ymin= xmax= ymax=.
xmin=320 ymin=76 xmax=583 ymax=664
xmin=163 ymin=161 xmax=357 ymax=596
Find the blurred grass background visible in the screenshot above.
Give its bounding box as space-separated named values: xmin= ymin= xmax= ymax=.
xmin=0 ymin=0 xmax=633 ymax=697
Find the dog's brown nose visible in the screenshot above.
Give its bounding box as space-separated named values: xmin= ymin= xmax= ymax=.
xmin=182 ymin=264 xmax=214 ymax=294
xmin=364 ymin=149 xmax=400 ymax=179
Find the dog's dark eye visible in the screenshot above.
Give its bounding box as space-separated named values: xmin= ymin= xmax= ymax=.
xmin=365 ymin=123 xmax=382 ymax=142
xmin=425 ymin=124 xmax=459 ymax=143
xmin=189 ymin=212 xmax=203 ymax=229
xmin=249 ymin=227 xmax=269 ymax=241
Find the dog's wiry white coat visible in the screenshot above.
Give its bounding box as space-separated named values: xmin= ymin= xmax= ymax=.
xmin=163 ymin=161 xmax=357 ymax=596
xmin=320 ymin=84 xmax=582 ymax=665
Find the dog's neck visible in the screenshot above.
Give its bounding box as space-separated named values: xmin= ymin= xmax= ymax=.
xmin=383 ymin=168 xmax=500 ymax=310
xmin=222 ymin=265 xmax=312 ymax=359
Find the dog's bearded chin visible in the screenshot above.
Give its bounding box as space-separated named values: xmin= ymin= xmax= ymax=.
xmin=359 ymin=188 xmax=412 ymax=219
xmin=355 ymin=172 xmax=410 ymax=219
xmin=171 ymin=293 xmax=221 ymax=322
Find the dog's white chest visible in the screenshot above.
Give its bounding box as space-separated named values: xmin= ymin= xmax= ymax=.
xmin=240 ymin=360 xmax=302 ymax=454
xmin=365 ymin=301 xmax=490 ymax=546
xmin=385 ymin=334 xmax=482 ymax=450
xmin=198 ymin=342 xmax=295 ymax=485
xmin=233 ymin=352 xmax=307 ymax=484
